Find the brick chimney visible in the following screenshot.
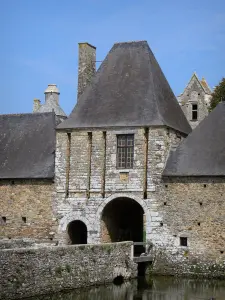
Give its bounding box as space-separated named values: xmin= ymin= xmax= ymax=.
xmin=33 ymin=99 xmax=41 ymax=112
xmin=77 ymin=43 xmax=96 ymax=100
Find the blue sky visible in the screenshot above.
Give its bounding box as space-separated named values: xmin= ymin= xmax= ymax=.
xmin=1 ymin=0 xmax=224 ymax=115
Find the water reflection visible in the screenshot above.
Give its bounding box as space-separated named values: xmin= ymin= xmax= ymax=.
xmin=26 ymin=276 xmax=225 ymax=300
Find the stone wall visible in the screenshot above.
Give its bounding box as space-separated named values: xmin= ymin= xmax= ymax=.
xmin=150 ymin=177 xmax=225 ymax=277
xmin=0 ymin=239 xmax=56 ymax=250
xmin=0 ymin=179 xmax=56 ymax=240
xmin=0 ymin=241 xmax=137 ymax=299
xmin=54 ymin=125 xmax=225 ymax=277
xmin=54 ymin=126 xmax=183 ymax=244
xmin=179 ymin=77 xmax=210 ymax=129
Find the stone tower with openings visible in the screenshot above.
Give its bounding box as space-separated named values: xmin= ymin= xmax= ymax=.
xmin=178 ymin=73 xmax=212 ymax=129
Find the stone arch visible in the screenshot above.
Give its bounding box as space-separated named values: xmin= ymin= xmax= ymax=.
xmin=95 ymin=193 xmax=151 ymax=242
xmin=58 ymin=213 xmax=93 ymax=244
xmin=96 ymin=193 xmax=149 ymax=220
xmin=59 ymin=213 xmax=92 ymax=233
xmin=67 ymin=220 xmax=87 ymax=244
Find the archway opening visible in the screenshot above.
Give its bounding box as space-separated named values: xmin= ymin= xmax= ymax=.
xmin=67 ymin=220 xmax=87 ymax=245
xmin=101 ymin=197 xmax=144 ymax=254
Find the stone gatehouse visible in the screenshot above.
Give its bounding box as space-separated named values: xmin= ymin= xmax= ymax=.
xmin=54 ymin=41 xmax=191 ymax=247
xmin=53 ymin=41 xmax=225 ymax=272
xmin=0 ymin=40 xmax=224 ymax=275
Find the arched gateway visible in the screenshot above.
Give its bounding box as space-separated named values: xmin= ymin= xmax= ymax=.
xmin=101 ymin=197 xmax=145 ymax=246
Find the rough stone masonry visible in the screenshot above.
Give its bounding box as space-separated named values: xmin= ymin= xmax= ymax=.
xmin=0 ymin=40 xmax=224 ymax=280
xmin=54 ymin=41 xmax=225 ymax=278
xmin=0 ymin=242 xmax=136 ymax=300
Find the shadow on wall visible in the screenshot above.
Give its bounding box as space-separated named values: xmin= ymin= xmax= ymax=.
xmin=101 ymin=197 xmax=144 ymax=255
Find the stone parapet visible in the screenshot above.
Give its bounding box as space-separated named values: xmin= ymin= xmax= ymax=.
xmin=0 ymin=241 xmax=137 ymax=299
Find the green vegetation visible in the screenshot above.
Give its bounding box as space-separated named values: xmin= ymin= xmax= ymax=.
xmin=209 ymin=78 xmax=225 ymax=111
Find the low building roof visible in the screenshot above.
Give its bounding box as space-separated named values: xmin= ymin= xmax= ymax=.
xmin=163 ymin=102 xmax=225 ymax=177
xmin=58 ymin=41 xmax=191 ymax=135
xmin=0 ymin=112 xmax=56 ymax=179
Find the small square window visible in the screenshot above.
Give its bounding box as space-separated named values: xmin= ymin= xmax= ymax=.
xmin=180 ymin=237 xmax=188 ymax=246
xmin=2 ymin=216 xmax=6 ymax=223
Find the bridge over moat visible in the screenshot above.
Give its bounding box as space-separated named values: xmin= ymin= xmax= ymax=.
xmin=132 ymin=242 xmax=153 ymax=264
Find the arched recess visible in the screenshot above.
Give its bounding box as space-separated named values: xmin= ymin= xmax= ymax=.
xmin=67 ymin=220 xmax=87 ymax=245
xmin=96 ymin=194 xmax=150 ymax=255
xmin=96 ymin=193 xmax=149 ymax=221
xmin=101 ymin=197 xmax=144 ymax=243
xmin=96 ymin=194 xmax=150 ymax=235
xmin=58 ymin=213 xmax=92 ymax=244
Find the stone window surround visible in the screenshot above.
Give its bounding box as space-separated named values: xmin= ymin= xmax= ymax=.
xmin=116 ymin=134 xmax=134 ymax=170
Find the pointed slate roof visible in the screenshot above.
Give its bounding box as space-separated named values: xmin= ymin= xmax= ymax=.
xmin=58 ymin=41 xmax=191 ymax=135
xmin=163 ymin=102 xmax=225 ymax=176
xmin=38 ymin=94 xmax=67 ymax=118
xmin=0 ymin=112 xmax=56 ymax=179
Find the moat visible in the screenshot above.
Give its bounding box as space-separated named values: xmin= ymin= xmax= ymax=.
xmin=25 ymin=276 xmax=225 ymax=300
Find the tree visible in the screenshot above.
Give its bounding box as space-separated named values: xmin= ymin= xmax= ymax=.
xmin=209 ymin=78 xmax=225 ymax=111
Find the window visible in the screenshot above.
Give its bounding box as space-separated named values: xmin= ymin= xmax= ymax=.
xmin=117 ymin=135 xmax=134 ymax=169
xmin=192 ymin=104 xmax=198 ymax=120
xmin=180 ymin=237 xmax=188 ymax=247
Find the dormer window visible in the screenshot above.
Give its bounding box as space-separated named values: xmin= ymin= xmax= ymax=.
xmin=192 ymin=104 xmax=198 ymax=120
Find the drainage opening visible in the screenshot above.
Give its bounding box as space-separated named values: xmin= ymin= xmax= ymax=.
xmin=113 ymin=275 xmax=124 ymax=285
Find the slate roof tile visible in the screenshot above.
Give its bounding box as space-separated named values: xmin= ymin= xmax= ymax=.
xmin=163 ymin=102 xmax=225 ymax=176
xmin=58 ymin=41 xmax=191 ymax=135
xmin=0 ymin=112 xmax=56 ymax=179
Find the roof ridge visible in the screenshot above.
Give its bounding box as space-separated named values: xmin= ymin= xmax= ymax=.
xmin=114 ymin=40 xmax=147 ymax=45
xmin=0 ymin=112 xmax=54 ymax=117
xmin=146 ymin=45 xmax=163 ymax=126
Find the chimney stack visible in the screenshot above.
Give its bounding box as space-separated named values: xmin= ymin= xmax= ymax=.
xmin=33 ymin=99 xmax=41 ymax=112
xmin=44 ymin=84 xmax=60 ymax=104
xmin=77 ymin=43 xmax=96 ymax=100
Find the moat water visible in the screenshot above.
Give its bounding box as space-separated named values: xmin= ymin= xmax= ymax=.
xmin=26 ymin=276 xmax=225 ymax=300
